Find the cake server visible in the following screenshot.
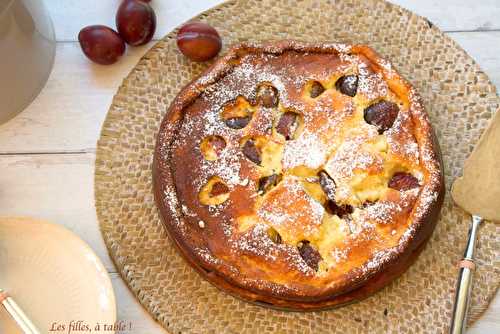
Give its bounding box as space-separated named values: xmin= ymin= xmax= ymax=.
xmin=0 ymin=288 xmax=41 ymax=334
xmin=450 ymin=109 xmax=500 ymax=334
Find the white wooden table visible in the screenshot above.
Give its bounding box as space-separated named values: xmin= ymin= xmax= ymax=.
xmin=1 ymin=1 xmax=498 ymax=332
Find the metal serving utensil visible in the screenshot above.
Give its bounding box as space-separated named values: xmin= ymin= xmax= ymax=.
xmin=0 ymin=288 xmax=41 ymax=334
xmin=450 ymin=109 xmax=500 ymax=333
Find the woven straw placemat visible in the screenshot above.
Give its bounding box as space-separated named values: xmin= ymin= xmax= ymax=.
xmin=95 ymin=0 xmax=500 ymax=332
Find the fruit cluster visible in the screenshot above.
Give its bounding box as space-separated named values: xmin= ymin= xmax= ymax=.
xmin=79 ymin=0 xmax=156 ymax=65
xmin=78 ymin=1 xmax=222 ymax=65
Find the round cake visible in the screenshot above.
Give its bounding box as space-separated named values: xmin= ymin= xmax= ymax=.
xmin=153 ymin=40 xmax=444 ymax=310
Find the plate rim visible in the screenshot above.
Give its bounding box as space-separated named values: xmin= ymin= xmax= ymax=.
xmin=0 ymin=216 xmax=117 ymax=332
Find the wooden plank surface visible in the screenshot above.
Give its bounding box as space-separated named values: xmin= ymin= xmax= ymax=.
xmin=0 ymin=31 xmax=499 ymax=154
xmin=0 ymin=153 xmax=497 ymax=333
xmin=450 ymin=31 xmax=500 ymax=85
xmin=0 ymin=153 xmax=114 ymax=272
xmin=46 ymin=0 xmax=223 ymax=42
xmin=391 ymin=0 xmax=500 ymax=32
xmin=110 ymin=273 xmax=166 ymax=333
xmin=1 ymin=0 xmax=499 ymax=333
xmin=44 ymin=0 xmax=500 ymax=42
xmin=0 ymin=42 xmax=154 ymax=154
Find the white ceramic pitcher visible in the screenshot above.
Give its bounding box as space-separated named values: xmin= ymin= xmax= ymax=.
xmin=0 ymin=0 xmax=55 ymax=125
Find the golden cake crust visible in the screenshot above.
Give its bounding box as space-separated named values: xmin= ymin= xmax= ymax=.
xmin=153 ymin=40 xmax=444 ymax=310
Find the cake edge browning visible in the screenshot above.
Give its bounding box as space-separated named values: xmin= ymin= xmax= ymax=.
xmin=153 ymin=40 xmax=445 ymax=310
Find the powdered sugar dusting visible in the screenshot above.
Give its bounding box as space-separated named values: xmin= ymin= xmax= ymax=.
xmin=357 ymin=71 xmax=388 ymax=100
xmin=415 ymin=187 xmax=439 ymax=218
xmin=203 ymin=54 xmax=306 ymax=110
xmin=366 ymin=249 xmax=395 ymax=271
xmin=159 ymin=42 xmax=443 ymax=296
xmin=283 ymin=131 xmax=329 ymax=169
xmin=196 ymin=247 xmax=223 ymax=266
xmin=258 ymin=177 xmax=325 ymax=237
xmin=231 ymin=223 xmax=278 ymax=261
xmin=163 ymin=185 xmax=184 ymax=228
xmin=181 ymin=204 xmax=197 ymax=217
xmin=325 ymin=128 xmax=380 ymax=181
xmin=331 ymin=247 xmax=349 ymax=263
xmin=386 ymin=110 xmax=420 ymax=162
xmin=198 ymin=146 xmax=243 ymax=188
xmin=230 ymin=223 xmax=314 ymax=275
xmin=361 ymin=188 xmax=419 ymax=224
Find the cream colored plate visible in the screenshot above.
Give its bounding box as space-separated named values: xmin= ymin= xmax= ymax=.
xmin=0 ymin=217 xmax=116 ymax=333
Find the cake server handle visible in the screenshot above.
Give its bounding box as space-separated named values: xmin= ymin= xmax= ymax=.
xmin=0 ymin=289 xmax=41 ymax=334
xmin=449 ymin=215 xmax=483 ymax=334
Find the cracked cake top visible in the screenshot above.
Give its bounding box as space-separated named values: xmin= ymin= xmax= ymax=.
xmin=153 ymin=40 xmax=444 ymax=309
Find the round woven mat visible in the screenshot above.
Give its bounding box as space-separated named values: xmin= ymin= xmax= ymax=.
xmin=95 ymin=0 xmax=500 ymax=332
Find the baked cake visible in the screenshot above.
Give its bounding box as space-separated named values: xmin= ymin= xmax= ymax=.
xmin=153 ymin=41 xmax=444 ymax=310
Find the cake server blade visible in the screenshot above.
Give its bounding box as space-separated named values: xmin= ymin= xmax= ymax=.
xmin=450 ymin=109 xmax=500 ymax=333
